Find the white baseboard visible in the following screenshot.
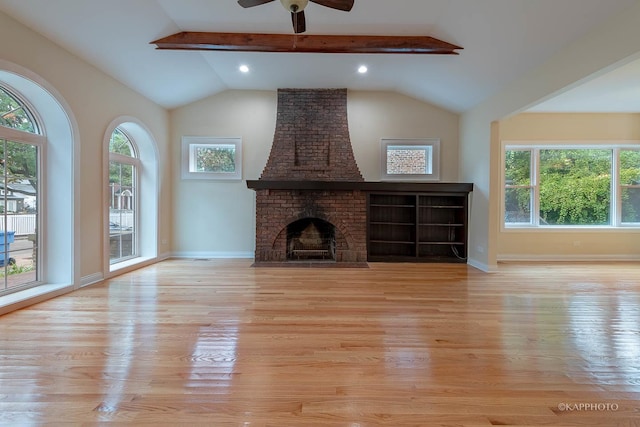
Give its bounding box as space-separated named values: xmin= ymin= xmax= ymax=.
xmin=80 ymin=272 xmax=103 ymax=288
xmin=467 ymin=257 xmax=498 ymax=273
xmin=498 ymin=254 xmax=640 ymax=262
xmin=171 ymin=251 xmax=255 ymax=260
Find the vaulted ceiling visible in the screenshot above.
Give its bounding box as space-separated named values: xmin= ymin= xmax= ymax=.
xmin=0 ymin=0 xmax=638 ymax=113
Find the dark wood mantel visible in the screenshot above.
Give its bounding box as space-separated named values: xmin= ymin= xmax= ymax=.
xmin=246 ymin=180 xmax=473 ymax=193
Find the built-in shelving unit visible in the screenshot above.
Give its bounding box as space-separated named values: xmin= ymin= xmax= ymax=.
xmin=367 ymin=183 xmax=473 ymax=263
xmin=246 ymin=180 xmax=473 ymax=264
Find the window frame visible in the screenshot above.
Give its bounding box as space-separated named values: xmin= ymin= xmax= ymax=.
xmin=0 ymin=63 xmax=79 ymax=313
xmin=108 ymin=128 xmax=140 ymax=265
xmin=502 ymin=140 xmax=640 ymax=231
xmin=0 ymin=83 xmax=44 ymax=296
xmin=380 ymin=138 xmax=441 ymax=181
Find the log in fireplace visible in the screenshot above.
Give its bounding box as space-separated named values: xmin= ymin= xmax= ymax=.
xmin=287 ymin=218 xmax=335 ymax=261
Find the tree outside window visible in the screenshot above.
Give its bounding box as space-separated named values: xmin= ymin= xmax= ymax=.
xmin=0 ymin=84 xmax=41 ymax=295
xmin=620 ymin=150 xmax=640 ymax=223
xmin=504 ymin=150 xmax=532 ymax=224
xmin=539 ymin=149 xmax=611 ymax=226
xmin=504 ymin=146 xmax=640 ymax=228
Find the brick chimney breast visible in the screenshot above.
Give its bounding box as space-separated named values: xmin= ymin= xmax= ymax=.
xmin=260 ymin=88 xmax=364 ymax=181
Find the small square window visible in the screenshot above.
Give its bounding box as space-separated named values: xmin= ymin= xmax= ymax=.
xmin=181 ymin=137 xmax=242 ymax=180
xmin=381 ymin=138 xmax=440 ymax=181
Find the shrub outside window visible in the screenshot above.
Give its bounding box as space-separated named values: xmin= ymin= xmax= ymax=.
xmin=181 ymin=136 xmax=242 ymax=180
xmin=504 ymin=144 xmax=640 ymax=228
xmin=620 ymin=149 xmax=640 ymax=223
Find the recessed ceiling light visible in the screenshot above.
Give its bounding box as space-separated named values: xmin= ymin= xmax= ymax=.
xmin=239 ymin=65 xmax=250 ymax=73
xmin=358 ymin=65 xmax=368 ymax=74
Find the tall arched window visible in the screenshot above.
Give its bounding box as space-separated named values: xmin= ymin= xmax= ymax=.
xmin=0 ymin=83 xmax=42 ymax=295
xmin=109 ymin=128 xmax=139 ymax=264
xmin=104 ymin=117 xmax=158 ymax=276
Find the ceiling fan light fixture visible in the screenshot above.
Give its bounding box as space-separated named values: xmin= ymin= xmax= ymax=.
xmin=280 ymin=0 xmax=308 ymax=13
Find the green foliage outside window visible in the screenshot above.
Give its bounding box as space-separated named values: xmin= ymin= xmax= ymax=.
xmin=620 ymin=150 xmax=640 ymax=222
xmin=539 ymin=149 xmax=611 ymax=225
xmin=504 ymin=150 xmax=532 ymax=223
xmin=109 ymin=129 xmax=134 ymax=186
xmin=505 ymin=148 xmax=640 ymax=226
xmin=0 ymin=86 xmax=39 ymax=198
xmin=0 ymin=86 xmax=37 ymax=133
xmin=195 ymin=146 xmax=236 ymax=173
xmin=0 ymin=140 xmax=38 ymax=190
xmin=109 ymin=128 xmax=133 ymax=156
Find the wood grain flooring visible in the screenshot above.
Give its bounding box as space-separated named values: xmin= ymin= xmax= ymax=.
xmin=1 ymin=259 xmax=639 ymax=426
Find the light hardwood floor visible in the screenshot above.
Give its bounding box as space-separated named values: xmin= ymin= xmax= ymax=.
xmin=1 ymin=259 xmax=639 ymax=426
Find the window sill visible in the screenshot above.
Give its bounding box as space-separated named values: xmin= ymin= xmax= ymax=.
xmin=0 ymin=283 xmax=73 ymax=316
xmin=109 ymin=256 xmax=156 ymax=276
xmin=503 ymin=226 xmax=640 ymax=233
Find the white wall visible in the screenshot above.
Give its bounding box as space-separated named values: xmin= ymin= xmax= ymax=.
xmin=348 ymin=91 xmax=459 ymax=182
xmin=170 ymin=91 xmax=276 ymax=258
xmin=170 ymin=90 xmax=459 ymax=258
xmin=460 ymin=1 xmax=640 ymax=271
xmin=0 ymin=11 xmax=171 ymax=281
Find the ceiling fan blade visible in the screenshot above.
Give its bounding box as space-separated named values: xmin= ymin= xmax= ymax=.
xmin=292 ymin=10 xmax=307 ymax=33
xmin=238 ymin=0 xmax=275 ymax=8
xmin=310 ymin=0 xmax=354 ymax=12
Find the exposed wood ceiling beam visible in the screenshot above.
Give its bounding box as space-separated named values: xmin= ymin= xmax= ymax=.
xmin=151 ymin=32 xmax=462 ymax=55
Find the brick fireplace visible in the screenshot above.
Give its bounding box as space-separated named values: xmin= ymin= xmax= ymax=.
xmin=247 ymin=88 xmax=368 ymax=265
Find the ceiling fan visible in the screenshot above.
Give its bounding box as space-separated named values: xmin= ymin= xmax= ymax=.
xmin=238 ymin=0 xmax=355 ymax=34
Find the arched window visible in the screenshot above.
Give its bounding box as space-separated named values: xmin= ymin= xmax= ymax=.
xmin=109 ymin=128 xmax=139 ymax=264
xmin=104 ymin=117 xmax=158 ymax=275
xmin=0 ymin=83 xmax=42 ymax=295
xmin=0 ymin=63 xmax=77 ymax=309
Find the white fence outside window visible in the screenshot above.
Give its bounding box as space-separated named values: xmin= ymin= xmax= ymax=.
xmin=0 ymin=212 xmax=134 ymax=237
xmin=110 ymin=210 xmax=134 ymax=229
xmin=0 ymin=214 xmax=36 ymax=236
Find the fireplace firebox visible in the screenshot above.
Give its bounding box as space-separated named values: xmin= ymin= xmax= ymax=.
xmin=287 ymin=218 xmax=335 ymax=261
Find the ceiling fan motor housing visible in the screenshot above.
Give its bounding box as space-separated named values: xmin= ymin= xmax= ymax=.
xmin=280 ymin=0 xmax=308 ymax=13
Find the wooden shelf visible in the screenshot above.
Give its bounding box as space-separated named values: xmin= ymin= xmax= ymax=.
xmin=371 ymin=222 xmax=415 ymax=226
xmin=370 ymin=240 xmax=416 ymax=244
xmin=420 ymin=241 xmax=466 ymax=245
xmin=366 ymin=185 xmax=472 ymax=263
xmin=371 ymin=204 xmax=415 ymax=208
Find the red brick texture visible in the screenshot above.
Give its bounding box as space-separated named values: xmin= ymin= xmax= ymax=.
xmin=260 ymin=88 xmax=364 ymax=181
xmin=254 ymin=189 xmax=367 ymax=263
xmin=254 ymin=89 xmax=367 ymax=263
